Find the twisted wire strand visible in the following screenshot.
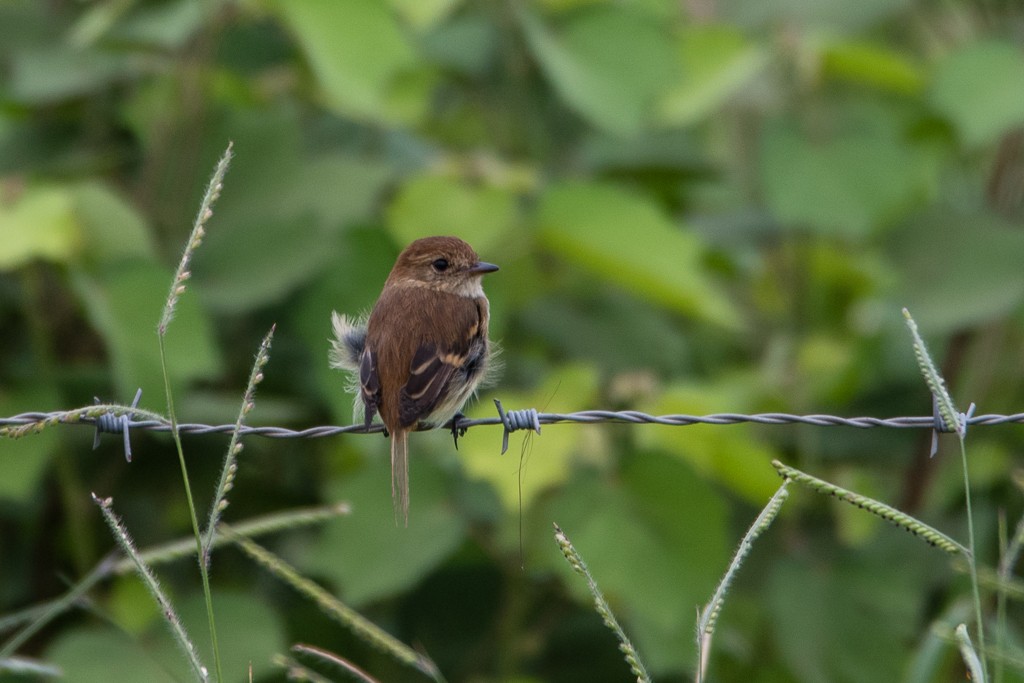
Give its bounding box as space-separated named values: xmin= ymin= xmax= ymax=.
xmin=3 ymin=408 xmax=1024 ymax=440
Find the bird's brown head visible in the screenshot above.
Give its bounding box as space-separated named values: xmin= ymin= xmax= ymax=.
xmin=386 ymin=236 xmax=498 ymax=296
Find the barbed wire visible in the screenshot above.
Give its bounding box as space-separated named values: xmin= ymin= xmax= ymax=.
xmin=2 ymin=394 xmax=1021 ymax=461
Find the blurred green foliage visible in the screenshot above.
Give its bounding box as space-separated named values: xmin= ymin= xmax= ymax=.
xmin=1 ymin=0 xmax=1024 ymax=681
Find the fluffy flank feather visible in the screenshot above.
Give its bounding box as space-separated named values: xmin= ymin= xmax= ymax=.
xmin=329 ymin=311 xmax=366 ymax=371
xmin=330 ymin=311 xmax=370 ymax=424
xmin=480 ymin=339 xmax=503 ymax=392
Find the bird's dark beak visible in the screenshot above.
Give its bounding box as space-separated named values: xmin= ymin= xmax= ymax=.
xmin=468 ymin=261 xmax=499 ymax=274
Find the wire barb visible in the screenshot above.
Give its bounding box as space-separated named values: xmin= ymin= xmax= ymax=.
xmin=92 ymin=388 xmax=143 ymax=462
xmin=930 ymin=399 xmax=977 ymax=457
xmin=493 ymin=400 xmax=542 ymax=455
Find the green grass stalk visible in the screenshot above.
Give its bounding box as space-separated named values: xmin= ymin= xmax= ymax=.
xmin=92 ymin=494 xmax=208 ymax=681
xmin=772 ymin=460 xmax=966 ymax=555
xmin=201 ymin=325 xmax=275 ymax=565
xmin=223 ymin=526 xmax=443 ymax=682
xmin=155 ymin=141 xmax=234 ymax=683
xmin=956 ymin=623 xmax=986 ymax=682
xmin=0 ymin=656 xmax=62 ymax=677
xmin=552 ymin=523 xmax=651 ymax=683
xmin=0 ymin=556 xmax=112 ymax=658
xmin=0 ymin=504 xmax=350 ymax=656
xmin=996 ymin=511 xmax=1024 ymax=683
xmin=697 ymin=482 xmax=789 ymax=682
xmin=903 ymin=308 xmax=986 ymax=679
xmin=272 ymin=654 xmax=334 ymax=683
xmin=291 ymin=644 xmax=381 ymax=683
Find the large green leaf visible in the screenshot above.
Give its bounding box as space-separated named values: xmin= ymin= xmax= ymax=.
xmin=271 ymin=0 xmax=429 ymax=125
xmin=189 ymin=110 xmax=394 ymax=311
xmin=761 ymin=119 xmax=935 ymax=236
xmin=294 ymin=227 xmax=398 ymax=421
xmin=45 ymin=591 xmax=283 ymax=681
xmin=420 ymin=13 xmax=498 ymax=76
xmin=71 ymin=262 xmax=221 ymax=401
xmin=536 ymin=181 xmax=742 ymax=328
xmin=9 ymin=46 xmax=133 ymax=103
xmin=931 ymin=40 xmax=1024 ymax=148
xmin=0 ymin=181 xmax=154 ymax=272
xmin=887 ymin=207 xmax=1024 ymax=333
xmin=105 ymin=0 xmax=204 ymax=49
xmin=657 ymin=24 xmax=767 ymax=126
xmin=149 ymin=591 xmax=285 ymax=681
xmin=389 ymin=0 xmax=460 ymax=30
xmin=0 ymin=184 xmax=80 ymax=270
xmin=540 ymin=453 xmax=729 ymax=673
xmin=719 ymin=0 xmax=909 ymax=32
xmin=821 ymin=39 xmax=924 ymax=94
xmin=768 ymin=544 xmax=926 ymax=683
xmin=520 ymin=287 xmax=693 ymax=376
xmin=638 ymin=380 xmax=782 ymax=504
xmin=46 ymin=627 xmax=178 ymax=682
xmin=194 ymin=214 xmax=342 ymax=311
xmin=308 ymin=454 xmax=467 ymax=605
xmin=72 ymin=182 xmax=156 ymax=267
xmin=386 ymin=173 xmax=519 ymax=254
xmin=520 ymin=6 xmax=679 ymax=136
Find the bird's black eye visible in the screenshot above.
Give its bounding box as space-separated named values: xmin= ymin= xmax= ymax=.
xmin=431 ymin=258 xmax=449 ymax=272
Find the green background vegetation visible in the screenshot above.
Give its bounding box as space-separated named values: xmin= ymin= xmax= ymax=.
xmin=2 ymin=0 xmax=1024 ymax=681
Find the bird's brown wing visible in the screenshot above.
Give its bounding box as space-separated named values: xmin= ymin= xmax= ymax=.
xmin=397 ymin=295 xmax=488 ymax=429
xmin=398 ymin=342 xmax=461 ymax=428
xmin=359 ymin=347 xmax=381 ymax=431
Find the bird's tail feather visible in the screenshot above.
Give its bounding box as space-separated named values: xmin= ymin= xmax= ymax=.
xmin=391 ymin=430 xmax=409 ymax=526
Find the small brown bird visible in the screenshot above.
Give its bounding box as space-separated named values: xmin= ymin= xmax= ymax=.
xmin=330 ymin=236 xmax=499 ymax=524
